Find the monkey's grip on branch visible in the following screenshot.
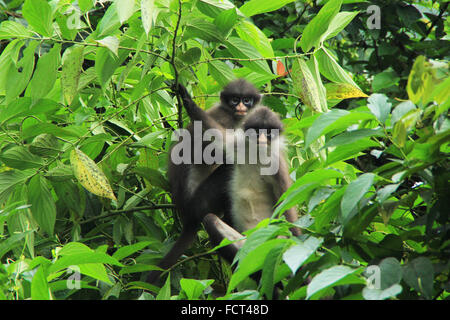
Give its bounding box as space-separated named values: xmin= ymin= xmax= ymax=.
xmin=202 ymin=213 xmax=245 ymax=263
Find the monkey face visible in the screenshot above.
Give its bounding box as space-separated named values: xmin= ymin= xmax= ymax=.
xmin=229 ymin=96 xmax=255 ymax=117
xmin=220 ymin=79 xmax=261 ymax=118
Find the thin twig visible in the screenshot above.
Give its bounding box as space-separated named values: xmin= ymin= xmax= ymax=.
xmin=79 ymin=204 xmax=175 ymax=225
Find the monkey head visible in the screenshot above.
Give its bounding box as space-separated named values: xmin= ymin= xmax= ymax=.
xmin=243 ymin=106 xmax=284 ymax=145
xmin=220 ymin=79 xmax=262 ymax=119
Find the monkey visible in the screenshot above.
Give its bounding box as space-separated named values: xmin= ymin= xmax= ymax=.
xmin=175 ymin=89 xmax=302 ymax=299
xmin=229 ymin=106 xmax=300 ymax=234
xmin=146 ymin=79 xmax=262 ymax=284
xmin=178 ymin=96 xmax=300 ymax=236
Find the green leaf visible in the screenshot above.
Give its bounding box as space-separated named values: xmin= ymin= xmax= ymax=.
xmin=49 ymin=252 xmax=123 ymax=274
xmin=95 ymin=2 xmax=121 ymax=38
xmin=376 ymin=183 xmax=400 ymax=203
xmin=377 ymin=258 xmax=403 ymax=289
xmin=180 ymin=47 xmax=202 ymax=65
xmin=0 ymin=40 xmax=20 ymax=95
xmin=323 ymin=11 xmax=359 ymax=41
xmin=0 ymin=230 xmax=33 ymax=260
xmin=6 ymin=40 xmax=38 ymax=103
xmin=31 ymin=266 xmax=50 ymax=300
xmin=141 ymin=0 xmax=157 ymax=35
xmin=58 ymin=242 xmax=92 ymax=255
xmin=406 ymin=55 xmax=438 ymax=106
xmin=367 ymin=94 xmax=392 ymax=124
xmin=281 ymin=169 xmax=344 ymax=201
xmin=95 ymin=46 xmax=120 ymax=88
xmin=96 ymin=36 xmax=119 ymax=57
xmin=307 ymin=265 xmax=361 ymax=299
xmin=28 ymin=175 xmax=57 ymax=236
xmin=214 ymin=8 xmax=238 ymax=34
xmin=234 ymin=225 xmax=282 ymax=263
xmin=225 ymin=37 xmax=272 ymax=75
xmin=197 ymin=0 xmax=237 ymax=18
xmin=78 ymin=264 xmax=111 ymax=285
xmin=316 ymin=48 xmax=359 ymax=88
xmin=28 ymin=134 xmax=60 ymax=158
xmin=112 ymin=241 xmax=152 ymax=261
xmin=22 ymin=0 xmax=53 ymax=36
xmin=283 ymin=236 xmax=323 ymax=274
xmin=185 ymin=18 xmax=224 ymax=43
xmin=372 ymin=69 xmax=400 ymax=91
xmin=133 ymin=167 xmax=170 ymax=191
xmin=239 ymin=0 xmax=297 ymax=17
xmin=0 ymin=21 xmax=33 ymax=39
xmin=402 ymin=257 xmax=434 ymax=299
xmin=27 ymin=44 xmax=61 ymax=100
xmin=305 ymin=109 xmax=349 ymax=148
xmin=274 ymin=183 xmax=317 ymax=217
xmin=0 ymin=170 xmax=34 ymax=205
xmin=79 ymin=0 xmax=94 ymax=13
xmin=0 ymin=146 xmax=44 ymax=169
xmin=300 ymin=0 xmax=342 ymax=52
xmin=261 ymin=243 xmax=289 ymax=299
xmin=391 ymin=101 xmax=416 ymax=126
xmin=326 ymin=138 xmax=379 ymax=166
xmin=235 ymin=20 xmax=274 ymax=58
xmin=156 ymin=274 xmax=171 ymax=300
xmin=180 ymin=278 xmax=214 ymax=300
xmin=208 ymin=60 xmax=236 ymax=87
xmin=228 ymin=239 xmax=290 ymax=293
xmin=324 ymin=128 xmax=383 ymax=148
xmin=61 ymin=45 xmax=84 ymax=105
xmin=362 ymin=284 xmax=402 ymax=300
xmin=116 ymin=0 xmax=136 ymax=24
xmin=340 ymin=173 xmax=375 ymax=225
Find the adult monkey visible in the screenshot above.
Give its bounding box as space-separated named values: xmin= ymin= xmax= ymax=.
xmin=147 ymin=79 xmax=261 ymax=284
xmin=178 ymin=91 xmax=301 ymax=236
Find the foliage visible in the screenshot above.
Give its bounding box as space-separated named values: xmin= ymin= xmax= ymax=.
xmin=0 ymin=0 xmax=448 ymax=300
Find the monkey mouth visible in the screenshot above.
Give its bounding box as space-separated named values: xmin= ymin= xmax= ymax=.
xmin=235 ymin=111 xmax=247 ymax=116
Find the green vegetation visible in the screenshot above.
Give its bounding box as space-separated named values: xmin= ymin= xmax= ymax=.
xmin=0 ymin=0 xmax=448 ymax=300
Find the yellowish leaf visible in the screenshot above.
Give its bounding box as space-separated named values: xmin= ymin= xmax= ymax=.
xmin=325 ymin=83 xmax=368 ymax=100
xmin=291 ymin=58 xmax=322 ymax=112
xmin=70 ymin=148 xmax=117 ymax=201
xmin=193 ymin=85 xmax=206 ymax=110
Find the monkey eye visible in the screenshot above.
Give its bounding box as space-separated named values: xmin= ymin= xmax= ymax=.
xmin=230 ymin=97 xmax=240 ymax=106
xmin=242 ymin=97 xmax=253 ymax=107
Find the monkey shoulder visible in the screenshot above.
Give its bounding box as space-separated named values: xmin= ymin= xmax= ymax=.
xmin=206 ymin=105 xmax=235 ymax=128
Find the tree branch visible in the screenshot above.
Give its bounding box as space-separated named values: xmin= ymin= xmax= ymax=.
xmin=79 ymin=204 xmax=175 ymax=225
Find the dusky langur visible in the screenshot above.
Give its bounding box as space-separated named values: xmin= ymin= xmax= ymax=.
xmin=179 ymin=96 xmax=300 ymax=236
xmin=146 ymin=79 xmax=261 ymax=284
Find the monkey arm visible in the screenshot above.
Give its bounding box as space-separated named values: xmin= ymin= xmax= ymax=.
xmin=177 ymin=84 xmax=225 ymax=131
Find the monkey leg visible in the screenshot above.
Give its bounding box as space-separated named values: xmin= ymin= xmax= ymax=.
xmin=147 ymin=165 xmax=233 ymax=285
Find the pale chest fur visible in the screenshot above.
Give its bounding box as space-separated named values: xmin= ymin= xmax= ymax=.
xmin=230 ymin=165 xmax=277 ymax=233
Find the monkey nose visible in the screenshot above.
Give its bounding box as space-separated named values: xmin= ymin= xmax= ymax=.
xmin=235 ymin=103 xmax=247 ymax=115
xmin=258 ymin=133 xmax=268 ymax=144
